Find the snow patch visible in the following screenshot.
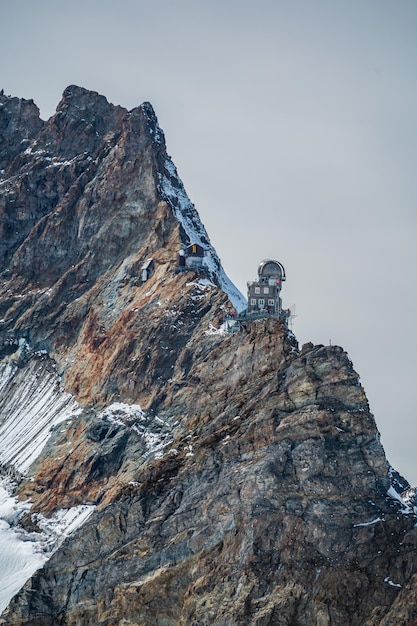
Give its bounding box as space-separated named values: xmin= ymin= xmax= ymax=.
xmin=34 ymin=504 xmax=95 ymax=551
xmin=99 ymin=402 xmax=172 ymax=460
xmin=205 ymin=323 xmax=228 ymax=336
xmin=387 ymin=485 xmax=405 ymax=504
xmin=386 ymin=486 xmax=414 ymax=515
xmin=353 ymin=517 xmax=384 ymax=527
xmin=198 ymin=278 xmax=215 ymax=287
xmin=100 ymin=402 xmax=145 ymax=425
xmin=141 ymin=431 xmax=166 ymax=459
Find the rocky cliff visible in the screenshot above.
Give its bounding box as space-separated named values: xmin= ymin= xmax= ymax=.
xmin=0 ymin=87 xmax=417 ymax=625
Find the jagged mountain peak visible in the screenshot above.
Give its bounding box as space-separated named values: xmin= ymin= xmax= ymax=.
xmin=1 ymin=87 xmax=417 ymax=625
xmin=58 ymin=84 xmax=116 ymax=107
xmin=0 ymin=86 xmax=244 ymax=303
xmin=0 ymin=86 xmax=245 ymax=404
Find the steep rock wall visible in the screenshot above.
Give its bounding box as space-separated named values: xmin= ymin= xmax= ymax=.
xmin=2 ymin=321 xmax=417 ymax=625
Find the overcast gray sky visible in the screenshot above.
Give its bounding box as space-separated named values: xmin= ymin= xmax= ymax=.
xmin=2 ymin=0 xmax=417 ymax=484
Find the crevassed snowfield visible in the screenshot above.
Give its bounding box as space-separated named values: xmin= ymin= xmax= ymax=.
xmin=0 ymin=356 xmax=94 ymax=614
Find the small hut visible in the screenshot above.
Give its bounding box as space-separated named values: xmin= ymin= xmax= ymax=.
xmin=177 ymin=243 xmax=206 ymax=271
xmin=141 ymin=258 xmax=154 ymax=282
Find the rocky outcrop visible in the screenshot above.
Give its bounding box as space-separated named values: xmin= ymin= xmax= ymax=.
xmin=1 ymin=87 xmax=417 ymax=625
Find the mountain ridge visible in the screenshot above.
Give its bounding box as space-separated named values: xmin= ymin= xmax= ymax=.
xmin=0 ymin=87 xmax=417 ymax=625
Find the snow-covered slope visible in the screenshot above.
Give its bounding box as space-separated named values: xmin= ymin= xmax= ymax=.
xmin=0 ymin=355 xmax=81 ymax=474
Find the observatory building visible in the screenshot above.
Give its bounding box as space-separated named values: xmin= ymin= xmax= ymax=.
xmin=247 ymin=260 xmax=287 ymax=318
xmin=223 ymin=259 xmax=291 ymax=333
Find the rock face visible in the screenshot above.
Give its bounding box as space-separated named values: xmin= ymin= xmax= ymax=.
xmin=1 ymin=87 xmax=417 ymax=625
xmin=0 ymin=85 xmax=243 ymax=406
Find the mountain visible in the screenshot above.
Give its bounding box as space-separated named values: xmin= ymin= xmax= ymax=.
xmin=1 ymin=86 xmax=417 ymax=625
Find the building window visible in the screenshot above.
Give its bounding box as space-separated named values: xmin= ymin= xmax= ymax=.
xmin=258 ymin=299 xmax=265 ymax=308
xmin=268 ymin=299 xmax=274 ymax=306
xmin=255 ymin=287 xmax=260 ymax=294
xmin=263 ymin=287 xmax=269 ymax=294
xmin=250 ymin=298 xmax=257 ymax=306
